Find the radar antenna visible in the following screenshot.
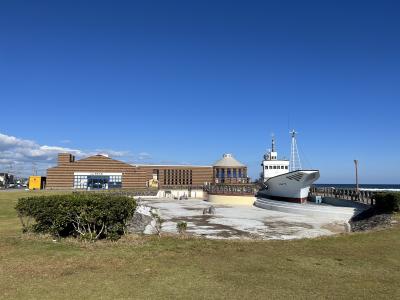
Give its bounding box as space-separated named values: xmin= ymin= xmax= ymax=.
xmin=290 ymin=130 xmax=302 ymax=172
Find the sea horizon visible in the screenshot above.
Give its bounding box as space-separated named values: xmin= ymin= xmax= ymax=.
xmin=314 ymin=183 xmax=400 ymax=191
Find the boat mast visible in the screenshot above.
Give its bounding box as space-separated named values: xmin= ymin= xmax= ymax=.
xmin=271 ymin=133 xmax=275 ymax=152
xmin=290 ymin=130 xmax=302 ymax=172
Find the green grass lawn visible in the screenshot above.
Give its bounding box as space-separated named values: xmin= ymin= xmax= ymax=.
xmin=1 ymin=190 xmax=399 ymax=299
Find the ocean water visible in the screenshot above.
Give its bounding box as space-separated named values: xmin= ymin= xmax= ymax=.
xmin=314 ymin=184 xmax=400 ymax=192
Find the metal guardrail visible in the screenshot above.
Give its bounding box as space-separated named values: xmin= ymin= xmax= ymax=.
xmin=309 ymin=187 xmax=376 ymax=205
xmin=160 ymin=185 xmax=204 ymax=190
xmin=73 ymin=189 xmax=159 ymax=197
xmin=214 ymin=178 xmax=250 ymax=184
xmin=204 ymin=183 xmax=258 ymax=196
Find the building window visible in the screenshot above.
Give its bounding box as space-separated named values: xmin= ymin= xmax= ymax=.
xmin=238 ymin=169 xmax=242 ymax=178
xmin=74 ymin=175 xmax=88 ymax=189
xmin=285 ymin=166 xmax=288 ymax=169
xmin=233 ymin=169 xmax=237 ymax=178
xmin=108 ymin=175 xmax=122 ymax=189
xmin=273 ymin=166 xmax=276 ymax=169
xmin=227 ymin=168 xmax=231 ymax=178
xmin=74 ymin=174 xmax=122 ymax=190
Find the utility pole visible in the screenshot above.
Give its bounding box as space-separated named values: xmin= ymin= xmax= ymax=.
xmin=32 ymin=162 xmax=37 ymax=176
xmin=6 ymin=163 xmax=14 ymax=188
xmin=354 ymin=160 xmax=359 ymax=193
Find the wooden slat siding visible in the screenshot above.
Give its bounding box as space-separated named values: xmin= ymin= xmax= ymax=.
xmin=47 ymin=154 xmax=213 ymax=189
xmin=47 ymin=155 xmax=146 ymax=189
xmin=58 ymin=153 xmax=75 ymax=165
xmin=149 ymin=166 xmax=213 ymax=188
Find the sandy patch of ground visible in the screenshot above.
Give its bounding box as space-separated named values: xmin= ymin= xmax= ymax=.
xmin=139 ymin=198 xmax=348 ymax=240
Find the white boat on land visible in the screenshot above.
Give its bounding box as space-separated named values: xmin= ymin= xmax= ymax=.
xmin=257 ymin=131 xmax=320 ymax=204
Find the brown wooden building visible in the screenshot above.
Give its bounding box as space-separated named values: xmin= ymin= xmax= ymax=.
xmin=46 ymin=153 xmax=213 ymax=190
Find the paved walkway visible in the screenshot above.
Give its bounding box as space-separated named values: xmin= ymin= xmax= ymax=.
xmin=139 ymin=198 xmax=348 ymax=240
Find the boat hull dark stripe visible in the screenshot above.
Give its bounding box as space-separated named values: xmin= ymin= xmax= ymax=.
xmin=260 ymin=194 xmax=308 ymax=204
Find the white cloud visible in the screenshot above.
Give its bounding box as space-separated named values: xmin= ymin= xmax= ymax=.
xmin=0 ymin=133 xmax=135 ymax=177
xmin=138 ymin=152 xmax=152 ymax=160
xmin=95 ymin=149 xmax=130 ymax=158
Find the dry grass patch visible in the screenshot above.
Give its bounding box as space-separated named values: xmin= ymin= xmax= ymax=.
xmin=1 ymin=191 xmax=400 ymax=299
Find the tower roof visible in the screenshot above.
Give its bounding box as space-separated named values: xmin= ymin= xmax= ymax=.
xmin=213 ymin=154 xmax=245 ymax=167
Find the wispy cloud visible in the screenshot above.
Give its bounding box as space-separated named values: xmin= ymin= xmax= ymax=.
xmin=138 ymin=152 xmax=152 ymax=160
xmin=95 ymin=149 xmax=131 ymax=158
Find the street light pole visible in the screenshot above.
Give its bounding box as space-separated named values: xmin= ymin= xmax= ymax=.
xmin=354 ymin=160 xmax=359 ymax=193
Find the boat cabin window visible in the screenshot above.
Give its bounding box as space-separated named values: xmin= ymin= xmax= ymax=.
xmin=285 ymin=166 xmax=288 ymax=169
xmin=273 ymin=166 xmax=276 ymax=169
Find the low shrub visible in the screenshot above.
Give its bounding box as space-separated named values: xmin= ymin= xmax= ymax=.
xmin=15 ymin=193 xmax=136 ymax=240
xmin=150 ymin=210 xmax=163 ymax=236
xmin=374 ymin=192 xmax=400 ymax=213
xmin=176 ymin=221 xmax=187 ymax=234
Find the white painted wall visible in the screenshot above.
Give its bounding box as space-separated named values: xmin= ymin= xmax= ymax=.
xmin=207 ymin=194 xmax=256 ymax=206
xmin=262 ymin=160 xmax=289 ymax=180
xmin=157 ymin=189 xmax=204 ymax=199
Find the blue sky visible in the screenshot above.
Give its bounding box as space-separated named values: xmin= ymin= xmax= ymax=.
xmin=0 ymin=0 xmax=399 ymax=183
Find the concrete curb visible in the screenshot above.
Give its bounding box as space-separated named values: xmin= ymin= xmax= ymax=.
xmin=254 ymin=198 xmax=364 ymax=221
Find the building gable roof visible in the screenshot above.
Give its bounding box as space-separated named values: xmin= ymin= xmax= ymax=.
xmin=213 ymin=154 xmax=245 ymax=167
xmin=74 ymin=154 xmax=132 ymax=166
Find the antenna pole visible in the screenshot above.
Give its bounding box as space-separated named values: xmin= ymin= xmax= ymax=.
xmin=290 ymin=130 xmax=302 ymax=172
xmin=291 ymin=132 xmax=294 ymax=171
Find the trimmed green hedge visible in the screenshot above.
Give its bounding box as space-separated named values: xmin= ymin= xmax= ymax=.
xmin=16 ymin=193 xmax=136 ymax=240
xmin=374 ymin=192 xmax=400 ymax=213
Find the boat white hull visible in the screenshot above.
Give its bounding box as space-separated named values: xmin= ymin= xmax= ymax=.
xmin=258 ymin=170 xmax=320 ymax=203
